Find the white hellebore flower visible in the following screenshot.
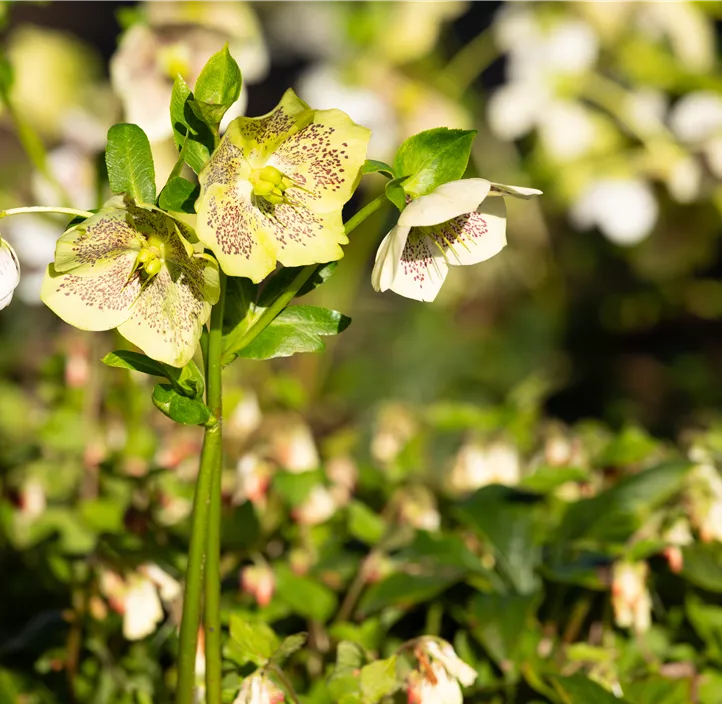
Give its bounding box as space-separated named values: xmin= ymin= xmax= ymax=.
xmin=233 ymin=672 xmax=284 ymax=704
xmin=408 ymin=638 xmax=477 ymax=704
xmin=372 ymin=179 xmax=541 ymax=302
xmin=0 ymin=236 xmax=21 ymax=310
xmin=611 ymin=561 xmax=652 ymax=634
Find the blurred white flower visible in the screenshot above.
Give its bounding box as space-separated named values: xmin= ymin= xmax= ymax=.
xmin=670 ymin=91 xmax=722 ymax=180
xmin=611 ymin=561 xmax=652 ymax=633
xmin=448 ymin=440 xmax=521 ymax=495
xmin=234 ymin=453 xmax=271 ymax=506
xmin=688 ymin=462 xmax=722 ymax=543
xmin=100 ymin=564 xmax=180 ymax=641
xmin=233 ymin=672 xmax=284 ymax=704
xmin=408 ymin=638 xmax=476 ymax=704
xmin=662 ymin=518 xmax=693 ymax=573
xmin=227 ymin=390 xmax=262 ymax=442
xmin=111 ymin=1 xmax=267 ymax=142
xmin=241 ymin=564 xmax=275 ymax=608
xmin=294 ymin=485 xmax=337 ymax=526
xmin=624 ymin=89 xmax=667 ymax=135
xmin=0 ymin=236 xmax=20 ymax=310
xmin=397 ymin=486 xmax=441 ymax=532
xmin=372 ymin=404 xmax=417 ymax=465
xmin=18 ymin=478 xmax=46 ymax=519
xmin=570 ymin=178 xmax=658 ymax=245
xmin=666 ymin=156 xmax=702 ymax=204
xmin=32 ymin=145 xmax=97 ymax=212
xmin=372 ymin=179 xmax=540 ymax=302
xmin=270 ymin=422 xmax=319 ymax=473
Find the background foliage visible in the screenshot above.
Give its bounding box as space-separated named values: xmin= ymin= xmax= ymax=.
xmin=2 ymin=2 xmax=722 ymax=702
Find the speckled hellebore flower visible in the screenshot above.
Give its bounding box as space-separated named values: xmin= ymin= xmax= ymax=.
xmin=371 ymin=179 xmax=541 ymax=302
xmin=41 ymin=197 xmax=220 ymax=367
xmin=0 ymin=236 xmax=20 ymax=310
xmin=195 ymin=88 xmax=370 ymax=282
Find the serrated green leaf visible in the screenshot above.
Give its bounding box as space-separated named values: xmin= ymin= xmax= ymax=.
xmin=362 ymin=159 xmax=395 ymax=179
xmin=152 ymin=384 xmax=211 ymax=425
xmin=227 ymin=615 xmax=279 ymax=666
xmin=270 ymin=633 xmax=308 ymax=666
xmin=158 ymin=177 xmax=199 ymax=214
xmin=192 ymin=45 xmax=242 ymax=130
xmin=360 ymin=657 xmax=399 ymax=704
xmin=237 ymin=306 xmax=351 ymax=361
xmin=170 ymin=76 xmax=214 ymax=174
xmin=394 ymin=128 xmax=476 ymax=197
xmin=105 ymin=123 xmax=156 ymax=204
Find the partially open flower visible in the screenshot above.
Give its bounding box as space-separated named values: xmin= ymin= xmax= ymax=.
xmin=241 ymin=564 xmax=275 ymax=608
xmin=407 ymin=638 xmax=477 ymax=704
xmin=195 ymin=88 xmax=370 ymax=281
xmin=0 ymin=236 xmax=20 ymax=310
xmin=233 ymin=672 xmax=284 ymax=704
xmin=611 ymin=561 xmax=651 ymax=634
xmin=41 ymin=197 xmax=220 ymax=367
xmin=371 ymin=179 xmax=541 ymax=302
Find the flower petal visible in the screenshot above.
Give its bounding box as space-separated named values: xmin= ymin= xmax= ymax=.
xmin=223 ymin=88 xmax=312 ymax=166
xmin=432 ymin=197 xmax=507 ymax=266
xmin=489 ymin=182 xmax=543 ymax=199
xmin=269 ymin=107 xmax=371 ymax=212
xmin=41 ymin=253 xmax=141 ymax=331
xmin=118 ymin=236 xmax=219 ymax=368
xmin=371 ymin=225 xmax=411 ymax=293
xmin=195 ymin=180 xmax=277 ymax=282
xmin=0 ymin=237 xmax=20 ymax=307
xmin=387 ymin=230 xmax=449 ymax=302
xmin=399 ymin=178 xmax=491 ymax=228
xmin=265 ymin=199 xmax=347 ymax=269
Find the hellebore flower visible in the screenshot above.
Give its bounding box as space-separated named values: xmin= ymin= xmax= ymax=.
xmin=407 ymin=638 xmax=477 ymax=704
xmin=611 ymin=561 xmax=652 ymax=634
xmin=41 ymin=197 xmax=219 ymax=367
xmin=372 ymin=179 xmax=541 ymax=302
xmin=195 ymin=88 xmax=370 ymax=282
xmin=233 ymin=672 xmax=284 ymax=704
xmin=0 ymin=236 xmax=20 ymax=310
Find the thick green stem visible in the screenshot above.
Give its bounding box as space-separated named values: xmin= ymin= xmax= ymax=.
xmin=0 ymin=206 xmax=94 ymax=220
xmin=204 ymin=272 xmax=226 ymax=704
xmin=236 ymin=192 xmax=388 ymax=353
xmin=175 ymin=274 xmax=227 ymax=704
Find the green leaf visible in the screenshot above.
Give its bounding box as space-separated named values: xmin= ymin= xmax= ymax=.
xmin=555 ymin=460 xmax=693 ymax=546
xmin=79 ymin=499 xmax=125 ymax=534
xmin=360 ymin=657 xmax=399 ymax=704
xmin=170 ymin=76 xmax=214 ymax=174
xmin=227 ymin=615 xmax=279 ymax=666
xmin=158 ymin=177 xmax=199 ymax=214
xmin=238 ymin=306 xmax=351 ymax=361
xmin=358 ymin=572 xmax=457 ymax=617
xmin=394 ymin=128 xmax=476 ymax=197
xmin=682 ymin=542 xmax=722 ymax=592
xmin=270 ymin=633 xmax=308 ymax=666
xmin=457 ymin=485 xmax=544 ymax=594
xmin=105 ymin=123 xmax=156 ymax=204
xmin=347 ymin=501 xmax=386 ymax=545
xmin=362 ymin=159 xmax=395 ymax=179
xmin=192 ymin=45 xmax=242 ymax=130
xmin=274 ymin=563 xmax=338 ymax=622
xmin=686 ymin=595 xmax=722 ymax=664
xmin=552 ymin=674 xmax=634 ymax=704
xmin=385 ymin=177 xmax=407 ymax=212
xmin=102 ymin=351 xmax=204 ymax=399
xmin=152 ymin=384 xmax=211 ymax=425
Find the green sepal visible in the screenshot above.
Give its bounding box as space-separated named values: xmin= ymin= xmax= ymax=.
xmin=394 ymin=127 xmax=476 ymax=197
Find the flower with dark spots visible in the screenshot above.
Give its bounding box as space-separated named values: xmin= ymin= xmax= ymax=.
xmin=371 ymin=178 xmax=542 ymax=302
xmin=41 ymin=196 xmax=220 ymax=367
xmin=0 ymin=235 xmax=20 ymax=310
xmin=195 ymin=88 xmax=370 ymax=282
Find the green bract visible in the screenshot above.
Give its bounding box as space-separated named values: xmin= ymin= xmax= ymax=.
xmin=195 ymin=88 xmax=371 ymax=282
xmin=41 ymin=197 xmax=220 ymax=367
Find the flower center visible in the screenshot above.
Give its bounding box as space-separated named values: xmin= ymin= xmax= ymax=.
xmin=249 ymin=165 xmax=294 ymax=205
xmin=136 ymin=236 xmax=166 ymax=279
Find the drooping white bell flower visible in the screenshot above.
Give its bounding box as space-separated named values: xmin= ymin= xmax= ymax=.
xmin=233 ymin=672 xmax=284 ymax=704
xmin=0 ymin=236 xmax=21 ymax=310
xmin=407 ymin=638 xmax=477 ymax=704
xmin=371 ymin=179 xmax=541 ymax=302
xmin=611 ymin=561 xmax=652 ymax=633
